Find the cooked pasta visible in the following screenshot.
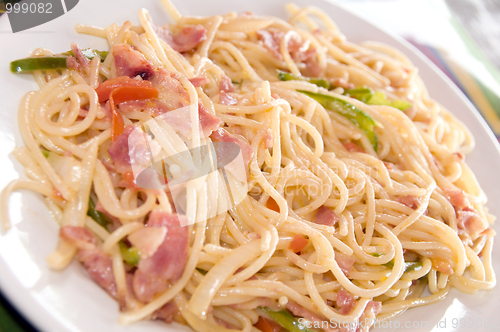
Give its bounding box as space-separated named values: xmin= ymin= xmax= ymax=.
xmin=1 ymin=1 xmax=496 ymax=331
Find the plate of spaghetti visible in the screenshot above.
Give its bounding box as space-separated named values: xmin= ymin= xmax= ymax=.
xmin=1 ymin=0 xmax=499 ymax=331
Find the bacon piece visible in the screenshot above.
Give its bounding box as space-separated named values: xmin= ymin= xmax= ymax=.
xmin=172 ymin=25 xmax=207 ymax=52
xmin=334 ymin=252 xmax=355 ymax=275
xmin=152 ymin=301 xmax=180 ymax=323
xmin=133 ymin=210 xmax=189 ymax=302
xmin=128 ymin=226 xmax=168 ymax=259
xmin=66 ymin=56 xmax=80 ymax=71
xmin=78 ymin=108 xmax=89 ymax=118
xmin=198 ymin=102 xmax=222 ymax=136
xmin=150 ymin=69 xmax=190 ymax=110
xmin=71 ymin=43 xmax=90 ymax=73
xmin=220 ymin=92 xmax=238 ymax=105
xmin=141 ymin=210 xmax=188 ymax=280
xmin=211 ymin=128 xmax=253 ymax=165
xmin=154 ymin=24 xmax=207 ymax=53
xmin=161 ymin=102 xmax=221 ymax=137
xmin=107 ymin=125 xmax=136 ymax=174
xmin=289 ymin=234 xmax=309 ymax=253
xmin=256 ymin=28 xmax=283 ymax=59
xmin=256 ymin=28 xmax=319 ymax=76
xmin=59 ymin=226 xmax=117 ymax=299
xmin=343 ymin=142 xmax=364 ymax=153
xmin=299 ymin=49 xmax=321 ymax=77
xmin=442 ymin=187 xmax=470 ymax=209
xmin=220 ymin=75 xmax=235 ymax=93
xmin=60 ymin=225 xmax=97 ymax=250
xmin=132 ymin=270 xmax=168 ymax=303
xmin=365 ymin=300 xmax=382 ymax=317
xmin=286 ymin=301 xmax=338 ymax=332
xmin=314 ymin=206 xmax=339 ymax=227
xmin=113 ymin=44 xmax=155 ymax=79
xmin=263 ymin=131 xmax=273 ymax=149
xmin=395 ymin=195 xmax=420 ymax=210
xmin=189 ymin=75 xmax=210 ymax=87
xmin=79 ymin=249 xmax=118 ymax=299
xmin=336 ymin=289 xmax=355 ymax=315
xmin=356 ymin=300 xmax=382 ymax=332
xmin=457 ymin=208 xmax=489 ymax=240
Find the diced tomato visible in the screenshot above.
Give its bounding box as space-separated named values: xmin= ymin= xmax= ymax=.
xmin=254 ymin=316 xmax=282 ymax=332
xmin=343 ymin=142 xmax=365 ymax=153
xmin=289 ymin=234 xmax=308 ymax=253
xmin=108 ymin=86 xmax=159 ymax=141
xmin=432 ymin=257 xmax=453 ymax=275
xmin=109 ymin=102 xmax=126 ymax=141
xmin=122 ymin=171 xmax=139 ymax=190
xmin=52 ymin=187 xmax=64 ymax=200
xmin=265 ymin=197 xmax=280 ymax=212
xmin=95 ymin=76 xmax=153 ymax=103
xmin=109 ymin=86 xmax=159 ymax=104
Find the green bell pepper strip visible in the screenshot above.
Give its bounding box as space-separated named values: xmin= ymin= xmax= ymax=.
xmin=87 ymin=196 xmax=109 ymax=228
xmin=343 ymin=87 xmax=373 ymax=103
xmin=261 ymin=307 xmax=313 ymax=332
xmin=10 ymin=49 xmax=109 ymax=74
xmin=118 ymin=242 xmax=140 ymax=266
xmin=278 ymin=70 xmax=330 ymax=89
xmin=344 ymin=87 xmax=412 ymax=111
xmin=10 ymin=57 xmax=68 ymax=73
xmin=368 ymin=91 xmax=412 ymax=111
xmin=298 ymin=90 xmax=378 ymax=152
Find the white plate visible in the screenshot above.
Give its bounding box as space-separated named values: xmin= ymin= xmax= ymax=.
xmin=1 ymin=0 xmax=499 ymax=331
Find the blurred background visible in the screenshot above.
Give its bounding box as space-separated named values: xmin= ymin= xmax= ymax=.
xmin=1 ymin=0 xmax=500 ymax=331
xmin=335 ymin=0 xmax=500 ymax=142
